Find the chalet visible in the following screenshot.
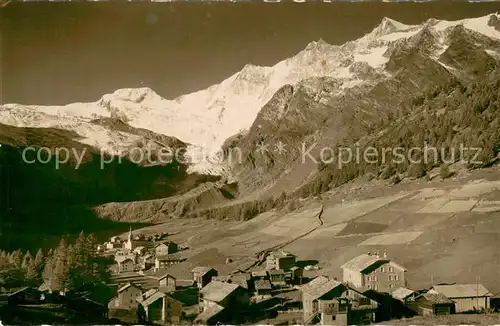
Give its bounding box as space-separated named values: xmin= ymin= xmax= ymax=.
xmin=137 ymin=289 xmax=184 ymax=324
xmin=255 ymin=279 xmax=272 ymax=296
xmin=155 ymin=254 xmax=185 ymax=270
xmin=230 ymin=272 xmax=252 ymax=291
xmin=492 ymin=292 xmax=500 ymax=312
xmin=106 ymin=241 xmax=122 ymax=250
xmin=7 ymin=287 xmax=42 ymax=305
xmin=431 ymin=284 xmax=492 ymax=312
xmin=155 ymin=242 xmax=178 ymax=257
xmin=301 ymin=276 xmax=348 ymax=325
xmin=108 ymin=283 xmax=143 ymax=310
xmin=340 ymin=252 xmax=406 ymax=293
xmin=266 ymin=250 xmax=296 ymax=272
xmin=268 ymin=269 xmax=286 ymax=286
xmin=407 ymin=289 xmax=455 ymax=316
xmin=139 ymin=254 xmax=154 ymax=271
xmin=134 ymin=234 xmax=146 ymax=241
xmin=115 ymin=257 xmax=135 ymax=273
xmin=196 ymin=281 xmax=249 ymax=324
xmin=363 ymin=289 xmax=416 ymax=322
xmin=137 ymin=288 xmax=158 ymax=304
xmin=158 ymin=274 xmax=177 ymax=293
xmin=251 ymin=270 xmax=269 ymax=280
xmin=342 ymin=285 xmax=378 ymax=324
xmin=192 ymin=267 xmax=219 ymax=290
xmin=133 ymin=246 xmax=146 ymax=256
xmin=213 ymin=273 xmax=252 ymax=291
xmin=301 ymin=276 xmax=378 ymax=325
xmin=66 ymin=291 xmax=110 ymax=320
xmin=290 ymin=266 xmax=303 ymax=283
xmin=391 ymin=287 xmax=415 ymax=302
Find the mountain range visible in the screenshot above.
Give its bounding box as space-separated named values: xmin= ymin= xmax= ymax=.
xmin=1 ymin=12 xmax=500 ymax=250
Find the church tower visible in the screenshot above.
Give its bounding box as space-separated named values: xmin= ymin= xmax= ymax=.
xmin=125 ymin=224 xmax=133 ymax=251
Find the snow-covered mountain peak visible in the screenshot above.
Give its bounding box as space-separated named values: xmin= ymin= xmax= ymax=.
xmin=2 ymin=12 xmax=500 ymax=177
xmin=368 ymin=17 xmax=417 ymax=40
xmin=304 ymin=38 xmax=330 ymax=51
xmin=99 ymin=87 xmax=165 ymax=107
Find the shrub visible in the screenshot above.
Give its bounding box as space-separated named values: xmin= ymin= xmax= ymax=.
xmin=380 ymin=165 xmax=395 ymax=180
xmin=392 ymin=174 xmax=401 ymax=185
xmin=439 ymin=163 xmax=452 ymax=179
xmin=408 ymin=161 xmax=426 ymax=178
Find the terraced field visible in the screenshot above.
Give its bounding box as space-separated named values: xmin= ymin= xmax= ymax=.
xmin=123 ymin=167 xmax=500 ymax=295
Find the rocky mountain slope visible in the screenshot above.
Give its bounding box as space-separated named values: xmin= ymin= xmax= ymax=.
xmin=0 ymin=123 xmax=218 ymax=251
xmin=223 ymin=13 xmax=500 ymax=197
xmin=1 ymin=13 xmax=500 ymax=242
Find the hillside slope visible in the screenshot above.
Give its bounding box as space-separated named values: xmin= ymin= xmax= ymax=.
xmin=0 ymin=124 xmax=218 ymax=251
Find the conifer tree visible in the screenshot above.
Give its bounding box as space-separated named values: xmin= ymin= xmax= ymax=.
xmin=21 ymin=251 xmax=33 ymax=270
xmin=9 ymin=249 xmax=23 ymax=268
xmin=33 ymin=249 xmax=45 ymax=282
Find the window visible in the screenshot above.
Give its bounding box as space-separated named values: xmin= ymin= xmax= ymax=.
xmin=359 ymin=298 xmax=371 ymax=306
xmin=332 ymin=316 xmax=336 ymax=321
xmin=388 ymin=275 xmax=392 ymax=281
xmin=389 ymin=284 xmax=393 ymax=288
xmin=373 ymin=275 xmax=378 ymax=281
xmin=374 ymin=284 xmax=378 ymax=290
xmin=345 ymin=290 xmax=349 ymax=296
xmin=381 ymin=267 xmax=385 ymax=273
xmin=395 ymin=274 xmax=399 ymax=281
xmin=389 ymin=266 xmax=394 ymax=272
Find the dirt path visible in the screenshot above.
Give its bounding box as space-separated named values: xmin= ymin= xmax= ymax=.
xmin=243 ymin=205 xmax=325 ymax=271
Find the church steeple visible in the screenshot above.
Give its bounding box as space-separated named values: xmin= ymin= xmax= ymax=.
xmin=125 ymin=224 xmax=133 ymax=250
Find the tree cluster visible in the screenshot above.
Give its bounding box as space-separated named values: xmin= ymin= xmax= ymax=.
xmin=0 ymin=232 xmax=111 ymax=293
xmin=295 ymin=67 xmax=500 ymax=198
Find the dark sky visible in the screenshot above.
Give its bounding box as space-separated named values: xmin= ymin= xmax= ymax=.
xmin=3 ymin=2 xmax=500 ymax=105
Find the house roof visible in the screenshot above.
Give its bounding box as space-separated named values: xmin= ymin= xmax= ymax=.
xmin=195 ymin=303 xmax=225 ymax=322
xmin=432 ymin=284 xmax=492 ymax=298
xmin=192 ymin=266 xmax=216 ymax=276
xmin=115 ymin=256 xmax=134 ymax=263
xmin=137 ymin=288 xmax=158 ymax=303
xmin=155 ymin=241 xmax=176 ymax=248
xmin=417 ymin=289 xmax=455 ymax=304
xmin=200 ymin=281 xmax=240 ymax=303
xmin=392 ymin=287 xmax=415 ymax=301
xmin=341 ymin=254 xmax=406 ymax=273
xmin=300 ymin=276 xmax=342 ymax=301
xmin=7 ymin=287 xmax=31 ymax=297
xmin=118 ymin=282 xmax=140 ymax=293
xmin=145 ymin=268 xmax=169 ymax=278
xmin=270 ymin=250 xmax=296 ymax=258
xmin=231 ymin=274 xmax=250 ymax=289
xmin=340 ymin=254 xmax=386 ymax=272
xmin=255 ymin=279 xmax=272 ymax=291
xmin=158 ymin=273 xmax=176 ymax=281
xmin=156 ymin=253 xmax=184 ymax=261
xmin=251 ymin=270 xmax=269 ymax=278
xmin=268 ymin=269 xmax=285 ymax=276
xmin=140 ymin=291 xmax=165 ymax=307
xmin=134 ymin=246 xmax=145 ymax=252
